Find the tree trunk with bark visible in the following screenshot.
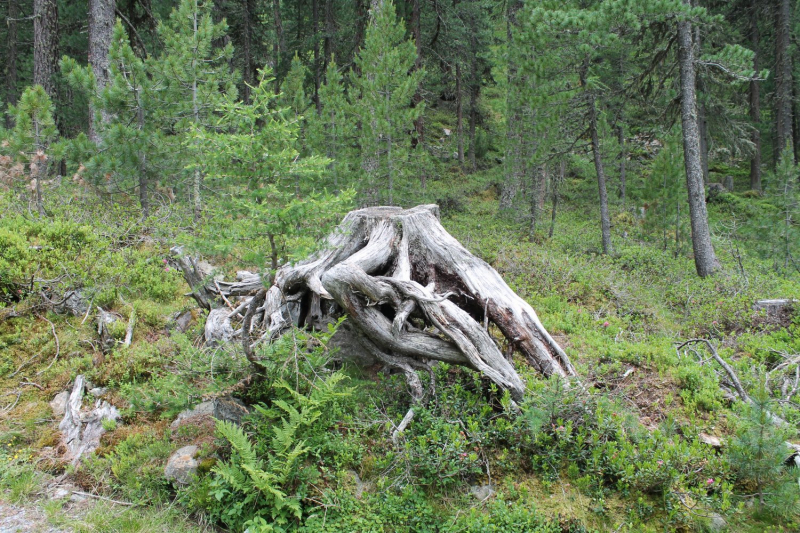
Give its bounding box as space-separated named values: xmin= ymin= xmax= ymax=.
xmin=617 ymin=123 xmax=627 ymax=202
xmin=34 ymin=0 xmax=59 ymax=102
xmin=88 ymin=0 xmax=115 ymax=144
xmin=410 ymin=0 xmax=424 ymax=149
xmin=456 ymin=64 xmax=464 ymax=165
xmin=202 ymin=205 xmax=577 ymax=403
xmin=750 ymin=0 xmax=762 ymax=191
xmin=242 ymin=0 xmax=255 ymax=102
xmin=5 ymin=0 xmax=18 ymax=129
xmin=776 ymin=0 xmax=794 ymax=162
xmin=677 ymin=6 xmax=719 ymax=277
xmin=581 ymin=60 xmax=612 ymax=255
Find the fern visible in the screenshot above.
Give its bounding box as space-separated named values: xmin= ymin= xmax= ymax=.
xmin=208 ymin=371 xmax=351 ymax=530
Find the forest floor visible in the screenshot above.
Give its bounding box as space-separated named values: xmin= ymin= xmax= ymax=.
xmin=1 ymin=164 xmax=799 ymax=532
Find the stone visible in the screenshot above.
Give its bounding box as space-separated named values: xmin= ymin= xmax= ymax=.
xmin=722 ymin=175 xmax=734 ymax=192
xmin=699 ymin=433 xmax=723 ymax=449
xmin=171 ymin=396 xmax=249 ymax=430
xmin=165 ymin=445 xmax=199 ymax=485
xmin=708 ymin=512 xmax=727 ymax=531
xmin=88 ymin=387 xmax=107 ymax=397
xmin=54 ymin=290 xmax=89 ymax=317
xmin=173 ymin=310 xmax=195 ymax=333
xmin=706 ymin=182 xmax=726 ymax=199
xmin=49 ymin=391 xmax=69 ymax=417
xmin=470 ymin=484 xmax=495 ymax=501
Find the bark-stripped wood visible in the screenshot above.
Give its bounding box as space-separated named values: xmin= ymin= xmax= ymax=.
xmin=204 ymin=205 xmax=575 ymax=402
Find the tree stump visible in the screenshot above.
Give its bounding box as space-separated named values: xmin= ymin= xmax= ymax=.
xmin=231 ymin=205 xmax=575 ymax=402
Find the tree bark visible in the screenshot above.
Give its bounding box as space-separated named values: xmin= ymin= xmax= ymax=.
xmin=750 ymin=0 xmax=762 ymax=192
xmin=352 ymin=0 xmax=368 ymax=72
xmin=776 ymin=0 xmax=794 ymax=162
xmin=410 ymin=0 xmax=424 ymax=149
xmin=456 ymin=64 xmax=464 ymax=165
xmin=581 ymin=60 xmax=612 ymax=255
xmin=500 ymin=1 xmax=521 ymax=211
xmin=5 ymin=0 xmax=18 ymax=129
xmin=211 ymin=205 xmax=577 ymax=402
xmin=677 ymin=7 xmax=719 ymax=277
xmin=617 ymin=123 xmax=627 ymax=202
xmin=88 ymin=0 xmax=115 ymax=144
xmin=242 ymin=0 xmax=255 ymax=102
xmin=34 ymin=0 xmax=59 ymax=102
xmin=312 ymin=0 xmax=322 ymax=114
xmin=273 ymin=0 xmax=285 ymax=80
xmin=468 ymin=48 xmax=479 ymax=172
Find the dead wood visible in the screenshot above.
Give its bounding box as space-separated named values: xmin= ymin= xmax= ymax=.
xmin=187 ymin=205 xmax=576 ymax=402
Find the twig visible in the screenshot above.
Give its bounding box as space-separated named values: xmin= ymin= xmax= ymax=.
xmin=215 ymin=280 xmax=236 ymax=311
xmin=36 ymin=314 xmax=60 ymax=375
xmin=20 ymin=380 xmax=44 ymax=390
xmin=80 ymin=298 xmax=94 ymax=325
xmin=391 ymin=408 xmax=415 ymax=444
xmin=70 ymin=490 xmax=137 ymax=506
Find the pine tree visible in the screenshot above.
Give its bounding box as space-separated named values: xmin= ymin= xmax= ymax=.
xmin=6 ymin=86 xmax=58 ymax=215
xmin=350 ymin=0 xmax=423 ymax=205
xmin=151 ymin=0 xmax=237 ymax=221
xmin=307 ymin=59 xmax=355 ymax=192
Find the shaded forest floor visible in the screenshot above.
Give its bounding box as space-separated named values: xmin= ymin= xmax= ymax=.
xmin=1 ymin=163 xmax=799 ymax=532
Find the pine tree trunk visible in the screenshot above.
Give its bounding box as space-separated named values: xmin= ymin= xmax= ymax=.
xmin=500 ymin=1 xmax=521 ymax=211
xmin=34 ymin=0 xmax=59 ymax=102
xmin=352 ymin=0 xmax=368 ymax=71
xmin=549 ymin=160 xmax=564 ymax=238
xmin=468 ymin=44 xmax=479 ymax=172
xmin=750 ymin=0 xmax=762 ymax=191
xmin=456 ymin=64 xmax=464 ymax=165
xmin=617 ymin=123 xmax=627 ymax=202
xmin=273 ymin=0 xmax=285 ymax=78
xmin=410 ymin=0 xmax=424 ymax=149
xmin=695 ymin=26 xmax=709 ymax=185
xmin=324 ymin=0 xmax=334 ymax=67
xmin=88 ymin=0 xmax=115 ymax=144
xmin=312 ymin=0 xmax=322 ymax=114
xmin=776 ymin=0 xmax=794 ymax=161
xmin=5 ymin=0 xmax=18 ymax=129
xmin=136 ymin=93 xmax=148 ymax=217
xmin=677 ymin=8 xmax=719 ymax=277
xmin=587 ymin=89 xmax=613 ymax=255
xmin=192 ymin=8 xmax=202 ymax=222
xmin=242 ymin=0 xmax=255 ymax=102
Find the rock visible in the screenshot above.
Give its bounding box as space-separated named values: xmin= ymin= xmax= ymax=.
xmin=171 ymin=396 xmax=249 ymax=430
xmin=753 ymin=299 xmax=797 ymax=315
xmin=706 ymin=182 xmax=726 ymax=199
xmin=708 ymin=512 xmax=727 ymax=531
xmin=236 ymin=270 xmax=259 ymax=282
xmin=88 ymin=387 xmax=107 ymax=397
xmin=173 ymin=310 xmax=195 ymax=333
xmin=470 ymin=484 xmax=495 ymax=501
xmin=49 ymin=391 xmax=69 ymax=417
xmin=722 ymin=175 xmax=734 ymax=192
xmin=54 ymin=290 xmax=89 ymax=317
xmin=699 ymin=433 xmax=723 ymax=449
xmin=96 ymin=308 xmax=119 ymax=352
xmin=49 ymin=484 xmax=79 ymax=500
xmin=165 ymin=445 xmax=199 ymax=484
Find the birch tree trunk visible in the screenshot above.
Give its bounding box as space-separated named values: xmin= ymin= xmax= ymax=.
xmin=677 ymin=4 xmax=719 ymax=277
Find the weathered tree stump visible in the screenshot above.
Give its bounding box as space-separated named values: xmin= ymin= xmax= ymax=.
xmin=220 ymin=205 xmax=575 ymax=402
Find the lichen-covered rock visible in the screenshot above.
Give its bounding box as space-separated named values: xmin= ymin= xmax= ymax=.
xmin=170 ymin=396 xmax=249 ymax=430
xmin=164 ymin=445 xmax=199 ymax=485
